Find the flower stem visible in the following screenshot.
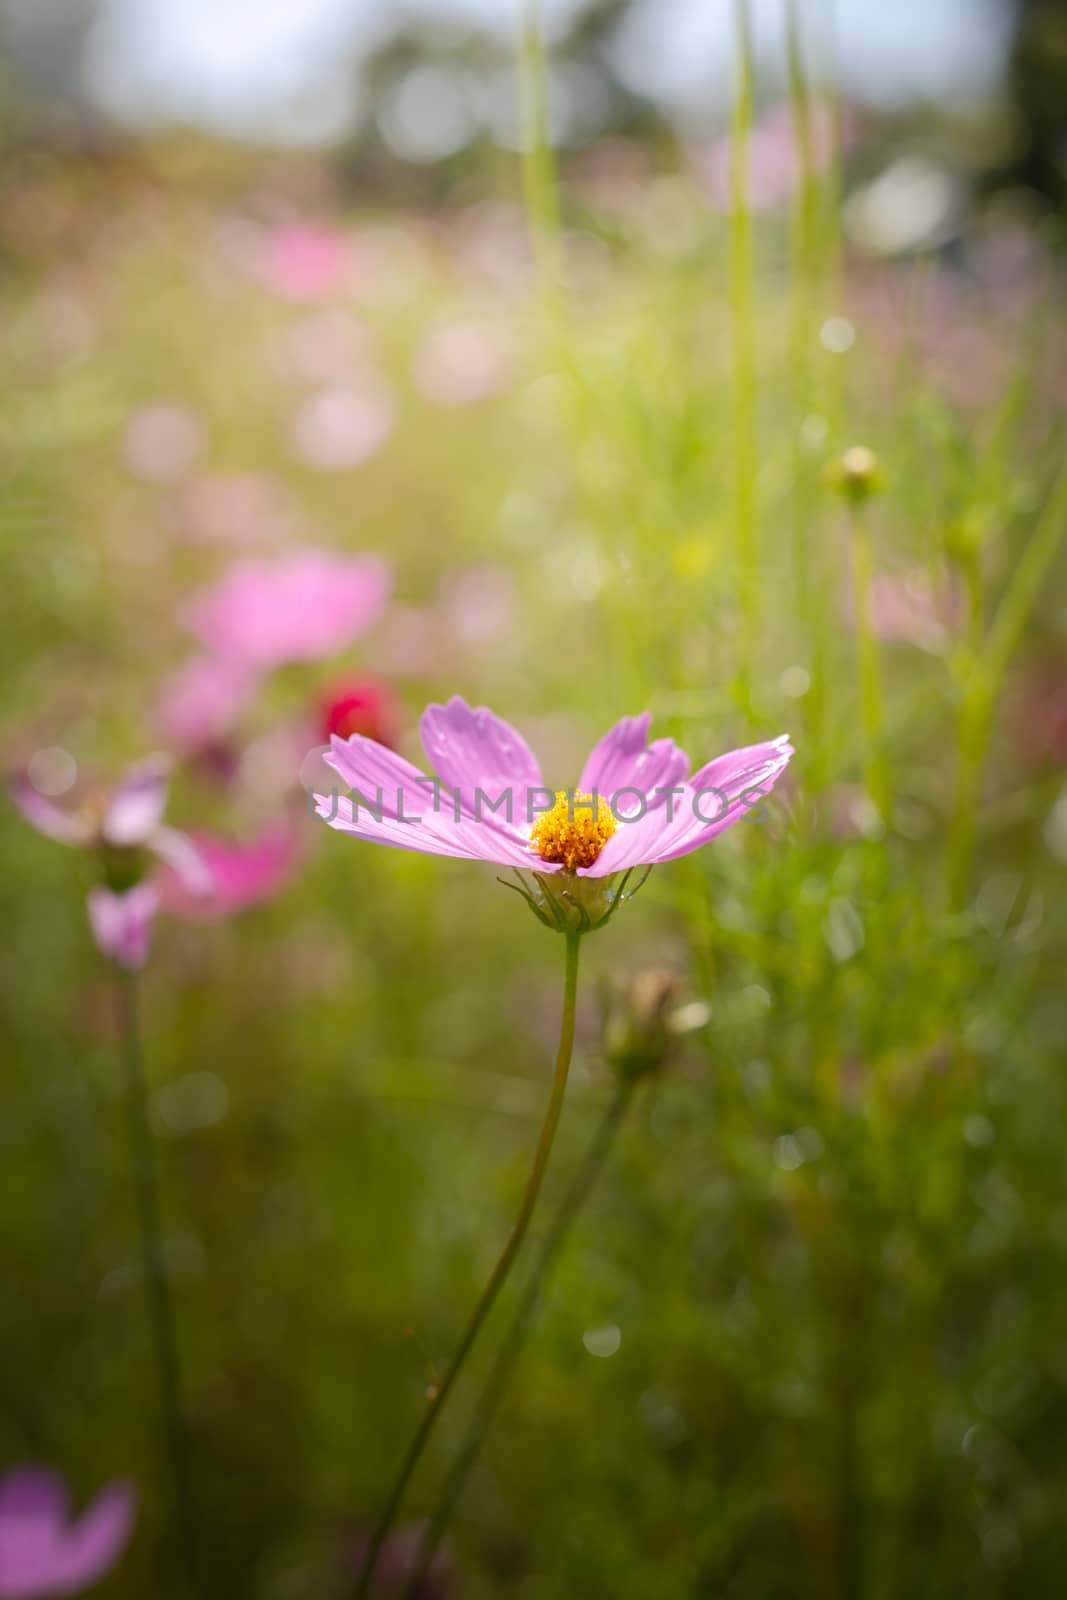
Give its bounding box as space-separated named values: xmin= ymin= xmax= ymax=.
xmin=353 ymin=932 xmax=583 ymax=1599
xmin=730 ymin=0 xmax=759 ymax=712
xmin=786 ymin=0 xmax=827 ymax=790
xmin=405 ymin=1077 xmax=634 ymax=1596
xmin=114 ymin=972 xmax=199 ymax=1595
xmin=848 ymin=501 xmax=891 ymax=827
xmin=518 ymin=0 xmax=567 ymax=345
xmin=946 ymin=459 xmax=1067 ymax=909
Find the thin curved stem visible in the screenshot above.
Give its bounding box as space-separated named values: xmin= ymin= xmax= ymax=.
xmin=353 ymin=932 xmax=583 ymax=1599
xmin=405 ymin=1078 xmax=633 ymax=1597
xmin=114 ymin=973 xmax=199 ymax=1595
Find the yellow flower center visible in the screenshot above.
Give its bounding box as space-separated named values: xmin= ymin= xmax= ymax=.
xmin=530 ymin=789 xmax=616 ymax=872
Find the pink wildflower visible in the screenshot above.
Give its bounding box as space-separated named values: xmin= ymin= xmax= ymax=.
xmin=314 ymin=698 xmax=792 ymax=931
xmin=158 ymin=822 xmax=299 ymax=922
xmin=12 ymin=755 xmax=210 ymax=969
xmin=258 ymin=224 xmax=349 ymax=300
xmin=182 ymin=551 xmax=391 ymax=672
xmin=0 ymin=1468 xmax=136 ymax=1598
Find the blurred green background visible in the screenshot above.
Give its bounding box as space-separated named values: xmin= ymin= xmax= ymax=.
xmin=2 ymin=1 xmax=1066 ymax=1595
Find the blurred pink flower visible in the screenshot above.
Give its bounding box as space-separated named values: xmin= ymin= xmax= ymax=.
xmin=1010 ymin=659 xmax=1067 ymax=770
xmin=182 ymin=550 xmax=391 ymax=671
xmin=867 ymin=568 xmax=965 ymax=648
xmin=692 ymin=101 xmax=838 ymax=213
xmin=158 ymin=821 xmax=300 ymax=922
xmin=258 ymin=224 xmax=349 ymax=300
xmin=412 ymin=323 xmax=510 ymax=406
xmin=87 ymin=883 xmax=159 ymax=972
xmin=122 ymin=403 xmax=205 ymax=485
xmin=852 ymin=263 xmax=1025 ymax=410
xmin=0 ymin=1468 xmax=136 ymax=1598
xmin=157 ymin=655 xmax=257 ymax=756
xmin=11 ymin=755 xmax=210 ymax=969
xmin=440 ymin=565 xmax=517 ymax=645
xmin=291 ymin=386 xmax=394 ymax=471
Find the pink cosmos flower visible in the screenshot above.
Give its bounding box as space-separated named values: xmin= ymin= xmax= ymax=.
xmin=0 ymin=1468 xmax=136 ymax=1598
xmin=87 ymin=882 xmax=160 ymax=971
xmin=313 ymin=698 xmax=792 ymax=932
xmin=157 ymin=821 xmax=300 ymax=922
xmin=258 ymin=224 xmax=349 ymax=300
xmin=11 ymin=755 xmax=210 ymax=970
xmin=182 ymin=551 xmax=391 ymax=672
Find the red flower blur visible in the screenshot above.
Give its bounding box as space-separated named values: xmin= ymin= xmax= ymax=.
xmin=320 ymin=677 xmax=399 ymax=748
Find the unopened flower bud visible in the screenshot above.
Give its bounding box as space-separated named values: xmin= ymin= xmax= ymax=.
xmin=603 ymin=969 xmax=686 ymax=1082
xmin=826 ymin=446 xmax=882 ymax=503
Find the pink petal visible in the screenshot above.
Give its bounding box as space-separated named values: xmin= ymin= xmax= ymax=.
xmin=49 ymin=1483 xmax=136 ymax=1596
xmin=320 ymin=733 xmax=540 ymax=869
xmin=101 ymin=757 xmax=171 ymax=847
xmin=315 ymin=788 xmax=540 ymax=869
xmin=182 ymin=551 xmax=391 ymax=671
xmin=0 ymin=1468 xmax=69 ymax=1598
xmin=578 ymin=712 xmax=690 ymax=801
xmin=0 ymin=1471 xmax=68 ymax=1524
xmin=419 ymin=696 xmax=543 ymax=814
xmin=585 ymin=736 xmax=793 ymax=876
xmin=158 ymin=823 xmax=299 ymax=921
xmin=10 ymin=777 xmax=91 ymax=846
xmin=147 ymin=827 xmax=214 ymax=897
xmin=86 ymin=884 xmax=159 ymax=971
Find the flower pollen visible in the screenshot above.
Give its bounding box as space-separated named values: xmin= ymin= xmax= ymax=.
xmin=530 ymin=789 xmax=616 ymax=872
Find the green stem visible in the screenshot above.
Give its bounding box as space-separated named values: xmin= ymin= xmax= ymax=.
xmin=983 ymin=458 xmax=1067 ymax=693
xmin=730 ymin=0 xmax=759 ymax=709
xmin=518 ymin=0 xmax=566 ymax=341
xmin=946 ymin=461 xmax=1067 ymax=909
xmin=405 ymin=1078 xmax=633 ymax=1596
xmin=815 ymin=0 xmax=845 ymax=443
xmin=945 ymin=693 xmax=991 ymax=913
xmin=786 ymin=0 xmax=826 ymax=786
xmin=353 ymin=933 xmax=583 ymax=1599
xmin=114 ymin=973 xmax=199 ymax=1595
xmin=848 ymin=502 xmax=891 ymax=826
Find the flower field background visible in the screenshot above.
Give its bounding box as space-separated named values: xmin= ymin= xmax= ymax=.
xmin=2 ymin=4 xmax=1066 ymax=1596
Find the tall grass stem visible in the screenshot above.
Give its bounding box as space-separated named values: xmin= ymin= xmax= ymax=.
xmin=114 ymin=973 xmax=199 ymax=1596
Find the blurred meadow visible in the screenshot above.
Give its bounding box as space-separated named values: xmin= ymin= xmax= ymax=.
xmin=2 ymin=1 xmax=1067 ymax=1596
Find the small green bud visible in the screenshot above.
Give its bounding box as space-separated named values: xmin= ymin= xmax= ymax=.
xmin=826 ymin=446 xmax=882 ymax=503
